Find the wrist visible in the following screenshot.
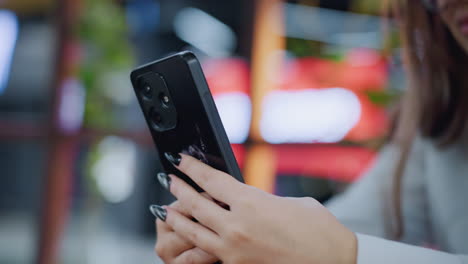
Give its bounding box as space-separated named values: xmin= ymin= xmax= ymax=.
xmin=340 ymin=230 xmax=358 ymax=264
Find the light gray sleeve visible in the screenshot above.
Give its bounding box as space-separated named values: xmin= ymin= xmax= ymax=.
xmin=356 ymin=234 xmax=468 ymax=264
xmin=325 ymin=145 xmax=400 ymax=238
xmin=326 ymin=138 xmax=430 ymax=244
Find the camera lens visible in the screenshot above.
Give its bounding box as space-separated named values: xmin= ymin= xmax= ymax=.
xmin=149 ymin=108 xmax=163 ymax=127
xmin=141 ymin=84 xmax=153 ymax=99
xmin=159 ymin=92 xmax=170 ymax=106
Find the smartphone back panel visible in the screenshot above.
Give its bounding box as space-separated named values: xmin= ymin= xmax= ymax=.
xmin=130 ymin=52 xmax=243 ymax=191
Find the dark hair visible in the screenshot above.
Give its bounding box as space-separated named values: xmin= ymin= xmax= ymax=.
xmin=387 ymin=0 xmax=468 ymax=239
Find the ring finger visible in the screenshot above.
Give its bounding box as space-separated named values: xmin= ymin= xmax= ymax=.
xmin=156 ymin=222 xmax=195 ymax=259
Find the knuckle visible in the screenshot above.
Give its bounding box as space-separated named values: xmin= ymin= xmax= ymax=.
xmin=186 ymin=230 xmax=200 ymax=244
xmin=188 ymin=199 xmax=200 ymax=214
xmin=227 ymin=226 xmax=249 ymax=244
xmin=235 ymin=196 xmax=249 ymax=208
xmin=236 ymin=195 xmax=255 ymax=210
xmin=201 ymin=169 xmax=216 ymax=185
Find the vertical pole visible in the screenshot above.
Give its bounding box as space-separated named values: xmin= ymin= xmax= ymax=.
xmin=245 ymin=0 xmax=285 ymax=192
xmin=36 ymin=0 xmax=80 ymax=263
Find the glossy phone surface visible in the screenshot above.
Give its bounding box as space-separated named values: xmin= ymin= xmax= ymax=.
xmin=130 ymin=51 xmax=243 ymax=191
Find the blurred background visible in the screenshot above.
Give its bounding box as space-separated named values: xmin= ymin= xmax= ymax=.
xmin=0 ymin=0 xmax=403 ymax=263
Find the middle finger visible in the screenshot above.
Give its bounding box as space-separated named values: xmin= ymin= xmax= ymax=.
xmin=169 ymin=175 xmax=229 ymax=233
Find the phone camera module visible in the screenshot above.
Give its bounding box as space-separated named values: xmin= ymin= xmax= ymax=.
xmin=137 ymin=72 xmax=177 ymax=132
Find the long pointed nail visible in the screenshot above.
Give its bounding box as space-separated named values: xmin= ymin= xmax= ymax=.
xmin=157 ymin=172 xmax=171 ymax=190
xmin=164 ymin=152 xmax=181 ymax=166
xmin=149 ymin=205 xmax=167 ymax=222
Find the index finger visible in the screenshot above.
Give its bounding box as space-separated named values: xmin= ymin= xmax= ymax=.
xmin=170 ymin=153 xmax=243 ymax=204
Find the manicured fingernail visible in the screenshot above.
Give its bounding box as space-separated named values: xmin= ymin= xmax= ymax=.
xmin=164 ymin=152 xmax=181 ymax=166
xmin=157 ymin=172 xmax=171 ymax=190
xmin=149 ymin=205 xmax=167 ymax=222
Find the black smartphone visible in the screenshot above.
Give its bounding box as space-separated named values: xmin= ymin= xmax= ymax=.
xmin=130 ymin=51 xmax=244 ymax=191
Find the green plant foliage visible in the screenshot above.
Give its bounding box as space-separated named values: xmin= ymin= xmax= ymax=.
xmin=77 ymin=0 xmax=134 ymax=129
xmin=350 ymin=0 xmax=383 ymax=15
xmin=286 ymin=37 xmax=346 ymax=61
xmin=365 ymin=89 xmax=401 ymax=107
xmin=287 ymin=38 xmax=321 ymax=58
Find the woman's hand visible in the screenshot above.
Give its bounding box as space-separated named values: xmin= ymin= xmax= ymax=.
xmin=152 ymin=153 xmax=357 ymax=264
xmin=152 ymin=200 xmax=219 ymax=264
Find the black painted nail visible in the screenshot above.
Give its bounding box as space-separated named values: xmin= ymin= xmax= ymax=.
xmin=149 ymin=205 xmax=167 ymax=222
xmin=164 ymin=152 xmax=181 ymax=166
xmin=157 ymin=172 xmax=171 ymax=190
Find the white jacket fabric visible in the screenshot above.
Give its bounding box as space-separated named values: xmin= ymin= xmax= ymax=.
xmin=327 ymin=136 xmax=468 ymax=263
